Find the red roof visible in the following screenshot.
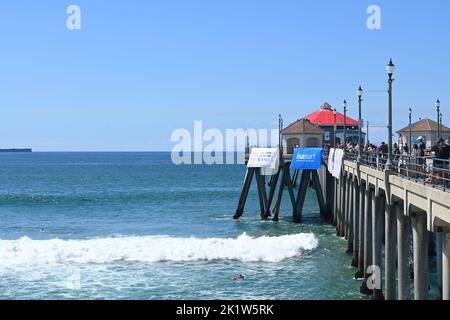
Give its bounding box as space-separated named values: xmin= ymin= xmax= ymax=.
xmin=305 ymin=102 xmax=359 ymax=126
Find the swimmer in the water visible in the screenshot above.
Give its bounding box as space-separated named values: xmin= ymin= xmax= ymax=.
xmin=233 ymin=274 xmax=246 ymax=280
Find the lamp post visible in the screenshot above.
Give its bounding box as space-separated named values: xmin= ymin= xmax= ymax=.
xmin=367 ymin=121 xmax=370 ymax=145
xmin=357 ymin=86 xmax=363 ymax=160
xmin=436 ymin=99 xmax=441 ymax=139
xmin=279 ymin=114 xmax=283 ymax=156
xmin=343 ymin=99 xmax=347 ymax=149
xmin=333 ymin=109 xmax=337 ymax=148
xmin=386 ymin=59 xmax=395 ymax=169
xmin=409 ymin=108 xmax=412 ymax=155
xmin=440 ymin=112 xmax=443 ymax=139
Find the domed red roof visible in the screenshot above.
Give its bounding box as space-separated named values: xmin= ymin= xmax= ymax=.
xmin=304 ymin=102 xmax=359 ymax=126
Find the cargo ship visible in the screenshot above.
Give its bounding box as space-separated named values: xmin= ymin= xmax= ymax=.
xmin=0 ymin=148 xmax=32 ymax=152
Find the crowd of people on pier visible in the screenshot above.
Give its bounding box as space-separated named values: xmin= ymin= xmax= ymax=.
xmin=328 ymin=138 xmax=450 ymax=188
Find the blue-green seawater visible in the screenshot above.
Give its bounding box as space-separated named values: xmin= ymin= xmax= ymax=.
xmin=0 ymin=152 xmax=367 ymax=300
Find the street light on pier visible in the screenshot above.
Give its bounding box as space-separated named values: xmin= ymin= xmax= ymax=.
xmin=436 ymin=99 xmax=441 ymax=139
xmin=367 ymin=121 xmax=370 ymax=145
xmin=343 ymin=99 xmax=347 ymax=149
xmin=440 ymin=112 xmax=443 ymax=139
xmin=279 ymin=114 xmax=283 ymax=156
xmin=409 ymin=108 xmax=412 ymax=155
xmin=386 ymin=59 xmax=395 ymax=169
xmin=357 ymin=86 xmax=363 ymax=160
xmin=333 ymin=109 xmax=337 ymax=148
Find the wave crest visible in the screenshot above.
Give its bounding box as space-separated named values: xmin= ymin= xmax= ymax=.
xmin=0 ymin=233 xmax=318 ymax=266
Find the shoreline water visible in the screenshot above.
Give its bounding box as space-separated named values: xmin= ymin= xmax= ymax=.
xmin=0 ymin=152 xmax=380 ymax=299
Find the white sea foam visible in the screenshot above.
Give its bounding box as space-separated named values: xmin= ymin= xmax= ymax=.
xmin=0 ymin=233 xmax=318 ymax=266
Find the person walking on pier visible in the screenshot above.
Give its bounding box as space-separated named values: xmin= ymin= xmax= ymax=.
xmin=431 ymin=139 xmax=450 ymax=187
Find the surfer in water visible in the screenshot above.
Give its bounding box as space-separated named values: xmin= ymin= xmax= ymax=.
xmin=233 ymin=274 xmax=246 ymax=280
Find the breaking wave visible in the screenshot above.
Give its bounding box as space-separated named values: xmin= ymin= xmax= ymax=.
xmin=0 ymin=233 xmax=318 ymax=266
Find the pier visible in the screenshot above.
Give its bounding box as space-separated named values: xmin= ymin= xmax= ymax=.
xmin=327 ymin=152 xmax=450 ymax=300
xmin=234 ymin=147 xmax=450 ymax=300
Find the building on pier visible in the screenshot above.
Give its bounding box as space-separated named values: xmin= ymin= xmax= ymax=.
xmin=281 ymin=118 xmax=325 ymax=154
xmin=397 ymin=118 xmax=450 ymax=148
xmin=304 ymin=102 xmax=365 ymax=146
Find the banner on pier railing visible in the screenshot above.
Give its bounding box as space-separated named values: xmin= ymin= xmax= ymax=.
xmin=247 ymin=148 xmax=279 ymax=175
xmin=290 ymin=148 xmax=323 ymax=170
xmin=327 ymin=148 xmax=335 ymax=173
xmin=328 ymin=148 xmax=344 ymax=178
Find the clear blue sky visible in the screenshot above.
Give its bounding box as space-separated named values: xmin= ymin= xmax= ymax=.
xmin=0 ymin=0 xmax=449 ymax=151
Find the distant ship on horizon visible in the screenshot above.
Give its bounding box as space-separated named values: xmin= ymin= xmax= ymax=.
xmin=0 ymin=148 xmax=32 ymax=153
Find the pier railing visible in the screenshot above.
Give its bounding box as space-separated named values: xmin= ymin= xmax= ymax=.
xmin=343 ymin=150 xmax=450 ymax=192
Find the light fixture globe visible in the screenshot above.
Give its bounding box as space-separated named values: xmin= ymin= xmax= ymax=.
xmin=357 ymin=86 xmax=363 ymax=98
xmin=386 ymin=59 xmax=395 ymax=77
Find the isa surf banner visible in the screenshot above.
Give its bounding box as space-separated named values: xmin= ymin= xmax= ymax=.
xmin=290 ymin=148 xmax=323 ymax=170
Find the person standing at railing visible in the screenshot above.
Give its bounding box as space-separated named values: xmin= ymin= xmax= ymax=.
xmin=379 ymin=142 xmax=388 ymax=169
xmin=403 ymin=142 xmax=409 ymax=154
xmin=431 ymin=138 xmax=450 ymax=187
xmin=417 ymin=137 xmax=426 ymax=177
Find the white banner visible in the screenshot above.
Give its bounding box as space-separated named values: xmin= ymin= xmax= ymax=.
xmin=327 ymin=148 xmax=335 ymax=174
xmin=247 ymin=148 xmax=279 ymax=174
xmin=332 ymin=148 xmax=344 ymax=178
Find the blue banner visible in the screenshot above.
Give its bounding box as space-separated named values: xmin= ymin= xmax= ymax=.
xmin=290 ymin=148 xmax=323 ymax=170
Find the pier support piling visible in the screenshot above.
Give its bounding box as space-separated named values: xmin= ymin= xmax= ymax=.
xmin=339 ymin=176 xmax=346 ymax=238
xmin=264 ymin=168 xmax=280 ymax=219
xmin=255 ymin=168 xmax=268 ymax=219
xmin=294 ymin=170 xmax=311 ymax=223
xmin=234 ymin=168 xmax=255 ymax=219
xmin=361 ymin=187 xmax=373 ymax=295
xmin=347 ymin=179 xmax=354 ymax=254
xmin=333 ymin=178 xmax=338 ymax=227
xmin=413 ymin=213 xmax=429 ymax=300
xmin=436 ymin=229 xmax=443 ymax=300
xmin=272 ymin=164 xmax=297 ymax=222
xmin=397 ymin=204 xmax=411 ymax=300
xmin=311 ymin=170 xmax=327 ymax=218
xmin=385 ymin=202 xmax=397 ymax=300
xmin=351 ymin=180 xmax=359 ymax=267
xmin=371 ymin=192 xmax=384 ymax=300
xmin=443 ymin=232 xmax=450 ymax=300
xmin=355 ymin=182 xmax=365 ymax=279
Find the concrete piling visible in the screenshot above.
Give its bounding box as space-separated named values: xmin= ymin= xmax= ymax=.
xmin=351 ymin=180 xmax=359 ymax=267
xmin=361 ymin=187 xmax=372 ymax=295
xmin=443 ymin=232 xmax=450 ymax=300
xmin=347 ymin=179 xmax=354 ymax=254
xmin=333 ymin=179 xmax=338 ymax=227
xmin=345 ymin=177 xmax=351 ymax=242
xmin=397 ymin=204 xmax=411 ymax=300
xmin=413 ymin=213 xmax=429 ymax=300
xmin=436 ymin=229 xmax=443 ymax=300
xmin=372 ymin=192 xmax=384 ymax=300
xmin=355 ymin=182 xmax=365 ymax=279
xmin=339 ymin=175 xmax=346 ymax=238
xmin=385 ymin=201 xmax=397 ymax=300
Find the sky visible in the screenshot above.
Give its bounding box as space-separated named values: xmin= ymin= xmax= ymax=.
xmin=0 ymin=0 xmax=449 ymax=151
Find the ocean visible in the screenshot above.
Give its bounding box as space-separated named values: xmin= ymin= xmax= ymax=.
xmin=0 ymin=152 xmax=363 ymax=300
